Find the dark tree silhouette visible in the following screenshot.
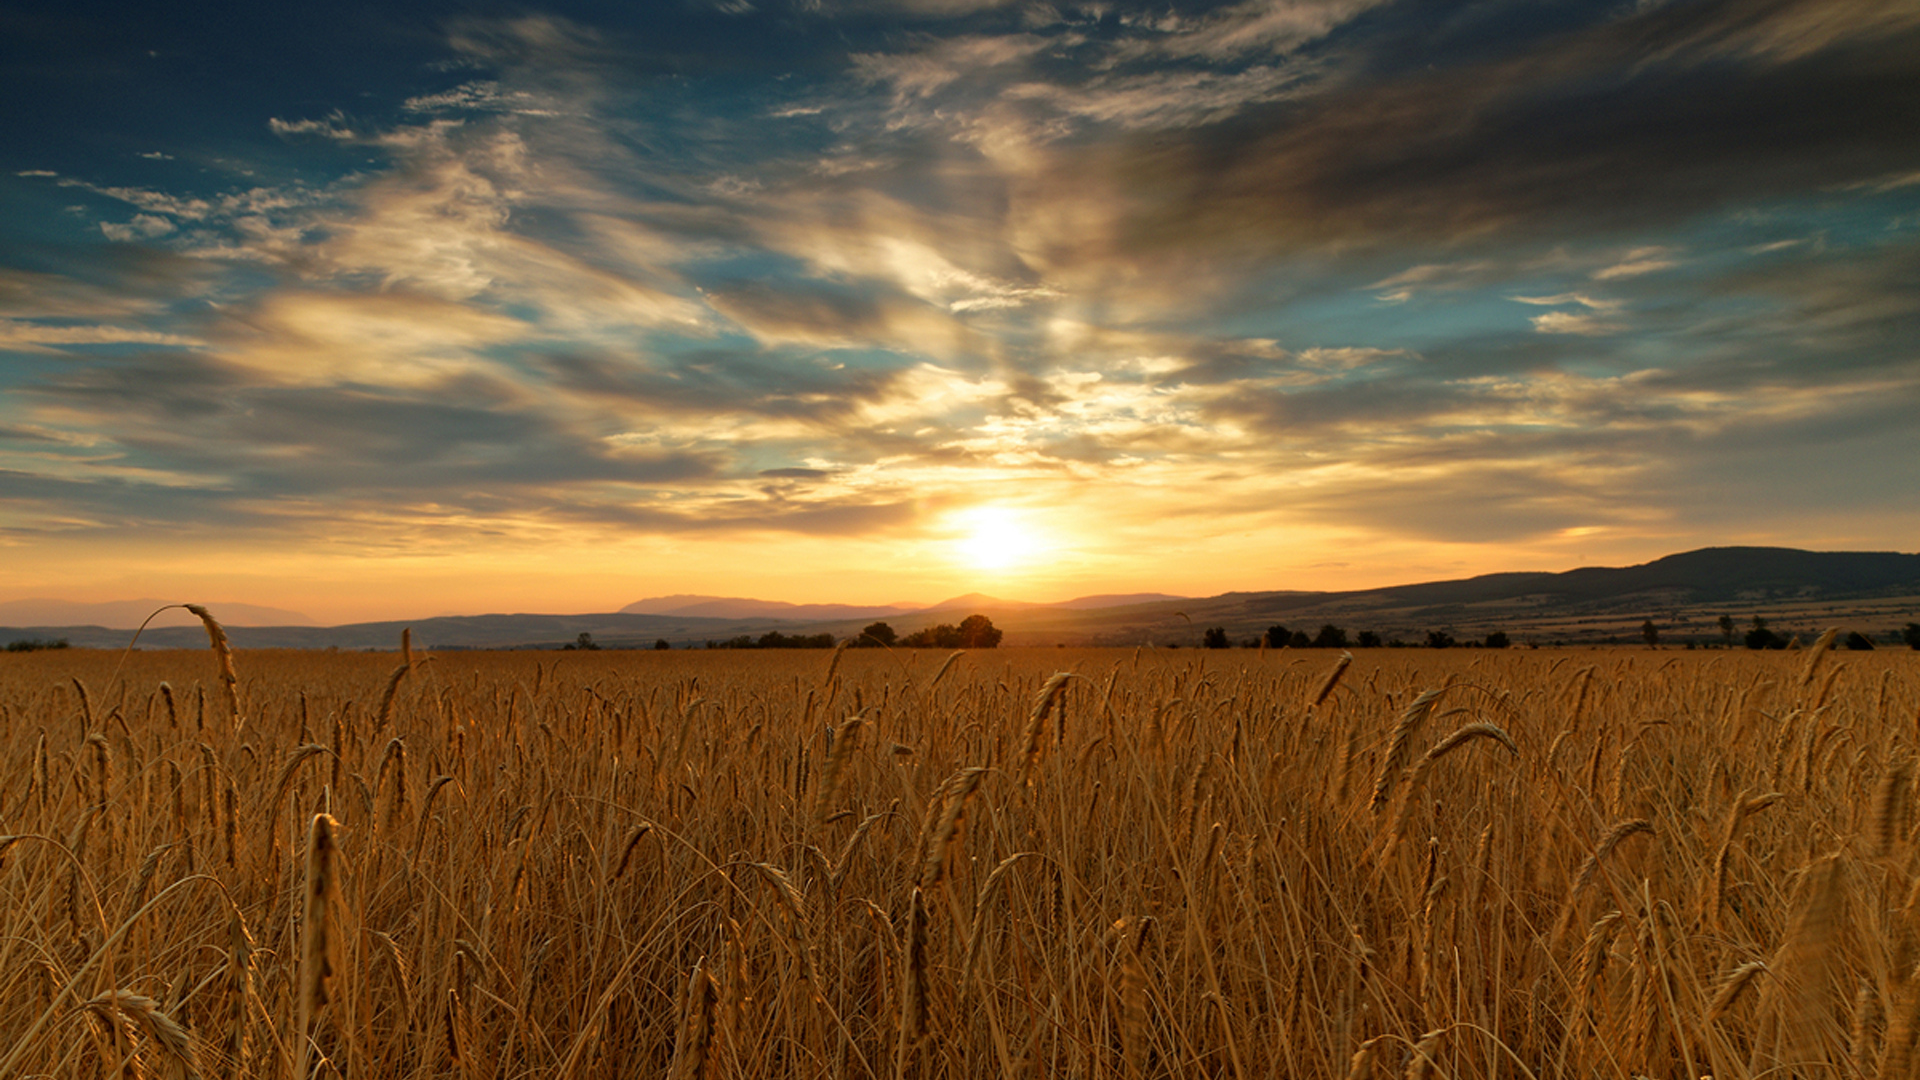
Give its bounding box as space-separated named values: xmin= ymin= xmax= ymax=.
xmin=1202 ymin=627 xmax=1230 ymax=649
xmin=1312 ymin=624 xmax=1348 ymax=649
xmin=957 ymin=614 xmax=1002 ymax=648
xmin=654 ymin=639 xmax=671 ymax=651
xmin=901 ymin=614 xmax=1002 ymax=648
xmin=5 ymin=638 xmax=69 ymax=652
xmin=1426 ymin=629 xmax=1455 ymax=649
xmin=1746 ymin=617 xmax=1785 ymax=650
xmin=1718 ymin=614 xmax=1735 ymax=646
xmin=1641 ymin=620 xmax=1659 ymax=648
xmin=1264 ymin=625 xmax=1291 ymax=648
xmin=858 ymin=621 xmax=897 ymax=647
xmin=1844 ymin=631 xmax=1875 ymax=651
xmin=1485 ymin=630 xmax=1510 ymax=649
xmin=1904 ymin=623 xmax=1920 ymax=650
xmin=1357 ymin=630 xmax=1381 ymax=648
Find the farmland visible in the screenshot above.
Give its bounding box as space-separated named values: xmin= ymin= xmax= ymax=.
xmin=2 ymin=637 xmax=1917 ymax=1079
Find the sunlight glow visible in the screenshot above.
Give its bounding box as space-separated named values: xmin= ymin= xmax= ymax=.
xmin=952 ymin=505 xmax=1047 ymax=573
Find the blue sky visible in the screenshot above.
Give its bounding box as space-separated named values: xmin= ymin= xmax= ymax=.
xmin=2 ymin=0 xmax=1917 ymax=620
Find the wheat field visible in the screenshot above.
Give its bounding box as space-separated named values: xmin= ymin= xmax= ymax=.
xmin=2 ymin=629 xmax=1917 ymax=1079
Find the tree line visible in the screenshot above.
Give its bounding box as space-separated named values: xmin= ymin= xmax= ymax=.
xmin=556 ymin=613 xmax=1920 ymax=652
xmin=701 ymin=614 xmax=1006 ymax=650
xmin=1198 ymin=624 xmax=1509 ymax=650
xmin=1197 ymin=618 xmax=1920 ymax=650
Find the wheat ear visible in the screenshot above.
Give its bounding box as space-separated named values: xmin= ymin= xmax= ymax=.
xmin=895 ymin=886 xmax=928 ymax=1080
xmin=671 ymin=959 xmax=716 ymax=1080
xmin=813 ymin=715 xmax=865 ymax=827
xmin=80 ymin=990 xmax=202 ymax=1080
xmin=921 ymin=767 xmax=988 ymax=890
xmin=1371 ymin=689 xmax=1443 ymax=814
xmin=183 ymin=605 xmax=242 ymax=728
xmin=1571 ymin=818 xmax=1653 ymax=897
xmin=1308 ymin=650 xmax=1353 ymax=710
xmin=1800 ymin=627 xmax=1840 ymax=686
xmin=293 ymin=813 xmax=339 ymax=1080
xmin=1022 ymin=673 xmax=1074 ymax=779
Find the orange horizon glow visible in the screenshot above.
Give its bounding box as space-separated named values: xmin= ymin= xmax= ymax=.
xmin=0 ymin=511 xmax=1843 ymax=626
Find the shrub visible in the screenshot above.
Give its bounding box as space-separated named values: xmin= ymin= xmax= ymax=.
xmin=5 ymin=638 xmax=69 ymax=653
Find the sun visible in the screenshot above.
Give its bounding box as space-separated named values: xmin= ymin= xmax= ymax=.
xmin=952 ymin=505 xmax=1046 ymax=573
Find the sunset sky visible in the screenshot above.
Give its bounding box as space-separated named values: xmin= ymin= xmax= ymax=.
xmin=3 ymin=0 xmax=1917 ymax=623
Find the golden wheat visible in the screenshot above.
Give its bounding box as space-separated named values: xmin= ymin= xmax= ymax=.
xmin=0 ymin=644 xmax=1912 ymax=1080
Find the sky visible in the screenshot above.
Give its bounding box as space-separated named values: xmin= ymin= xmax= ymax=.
xmin=2 ymin=0 xmax=1917 ymax=623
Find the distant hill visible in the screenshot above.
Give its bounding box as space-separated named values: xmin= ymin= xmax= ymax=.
xmin=1047 ymin=593 xmax=1192 ymax=610
xmin=1232 ymin=547 xmax=1920 ymax=615
xmin=0 ymin=611 xmax=771 ymax=651
xmin=0 ymin=598 xmax=317 ymax=629
xmin=1094 ymin=546 xmax=1920 ymax=647
xmin=7 ymin=547 xmax=1914 ymax=650
xmin=919 ymin=592 xmax=1043 ymax=613
xmin=620 ymin=595 xmax=917 ymax=621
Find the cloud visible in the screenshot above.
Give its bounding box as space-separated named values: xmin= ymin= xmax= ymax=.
xmin=5 ymin=0 xmax=1916 ymax=584
xmin=0 ymin=320 xmax=200 ymax=351
xmin=403 ymin=81 xmax=563 ymax=117
xmin=702 ymin=277 xmax=968 ymax=352
xmin=852 ymin=34 xmax=1049 ymax=102
xmin=1593 ymin=248 xmax=1678 ymax=280
xmin=1003 ymin=63 xmax=1315 ymax=130
xmin=269 ymin=114 xmax=357 ymax=140
xmin=210 ymin=291 xmax=533 ymax=384
xmin=1510 ymin=293 xmax=1622 ymax=312
xmin=1007 ymin=0 xmax=1920 ymax=271
xmin=0 ymin=266 xmax=186 ymax=320
xmin=1368 ymin=261 xmax=1502 ymax=303
xmin=99 ymin=214 xmax=178 ymax=242
xmin=1127 ymin=0 xmax=1388 ymax=61
xmin=1528 ymin=311 xmax=1623 ymax=336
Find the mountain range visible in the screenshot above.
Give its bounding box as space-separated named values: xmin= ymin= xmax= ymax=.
xmin=5 ymin=547 xmax=1916 ymax=650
